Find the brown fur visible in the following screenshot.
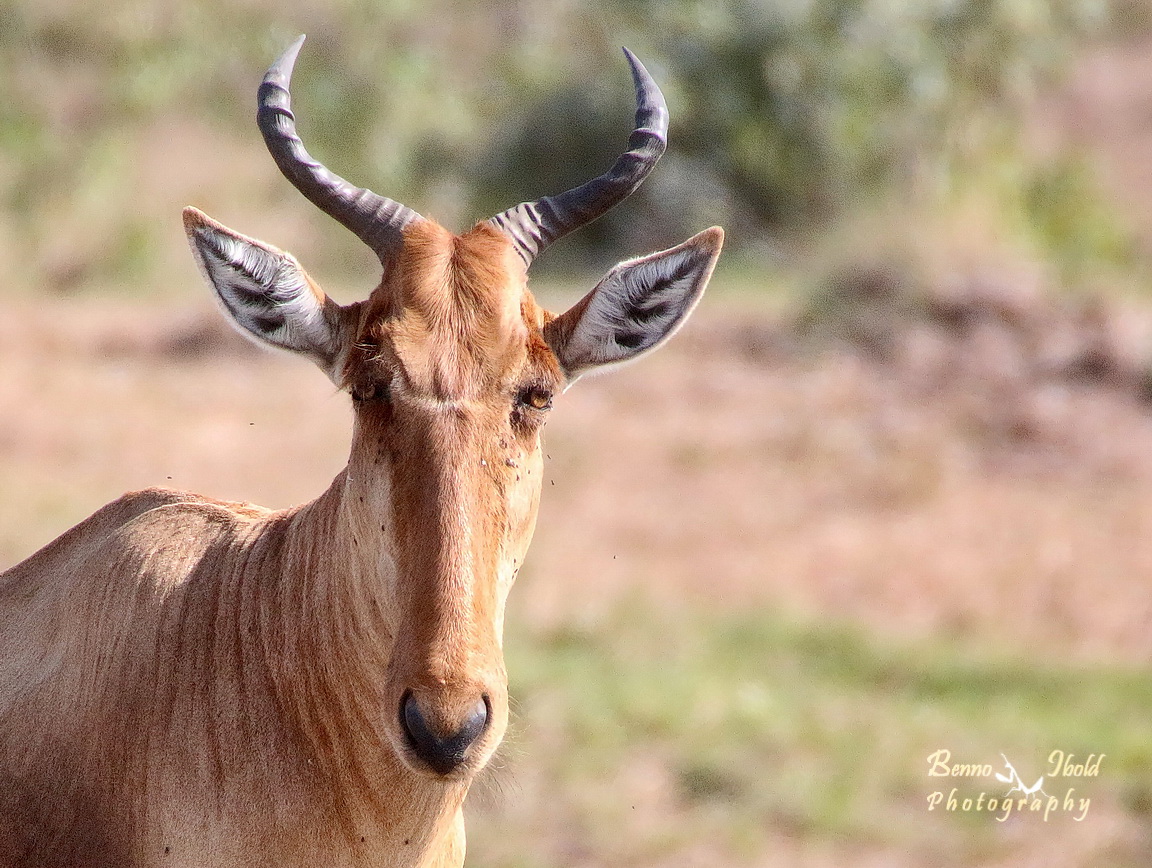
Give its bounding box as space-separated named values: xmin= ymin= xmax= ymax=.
xmin=362 ymin=222 xmax=530 ymax=401
xmin=0 ymin=219 xmax=561 ymax=868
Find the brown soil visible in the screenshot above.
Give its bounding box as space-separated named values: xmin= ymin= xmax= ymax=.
xmin=524 ymin=272 xmax=1152 ymax=663
xmin=3 ymin=280 xmax=1152 ymax=664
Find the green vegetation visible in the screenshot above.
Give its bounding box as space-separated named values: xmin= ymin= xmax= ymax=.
xmin=466 ymin=603 xmax=1152 ymax=866
xmin=0 ymin=0 xmax=1132 ymax=290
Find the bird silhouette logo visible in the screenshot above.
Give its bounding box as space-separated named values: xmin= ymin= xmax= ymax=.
xmin=995 ymin=753 xmax=1049 ymax=803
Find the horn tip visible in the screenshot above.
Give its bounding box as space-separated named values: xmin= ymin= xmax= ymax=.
xmin=265 ymin=34 xmax=307 ymax=84
xmin=620 ymin=47 xmax=651 ymax=75
xmin=620 ymin=47 xmax=667 ymax=119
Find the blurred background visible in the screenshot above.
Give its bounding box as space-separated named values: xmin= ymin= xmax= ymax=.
xmin=2 ymin=0 xmax=1152 ymax=864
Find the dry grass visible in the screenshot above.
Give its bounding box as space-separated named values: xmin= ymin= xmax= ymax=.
xmin=0 ymin=296 xmax=347 ymax=553
xmin=525 ymin=280 xmax=1152 ymax=664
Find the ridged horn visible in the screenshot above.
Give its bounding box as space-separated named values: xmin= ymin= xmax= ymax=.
xmin=488 ymin=48 xmax=668 ymax=266
xmin=257 ymin=35 xmax=423 ymax=263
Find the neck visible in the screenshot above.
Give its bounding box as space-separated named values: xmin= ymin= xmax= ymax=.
xmin=265 ymin=470 xmax=467 ymax=850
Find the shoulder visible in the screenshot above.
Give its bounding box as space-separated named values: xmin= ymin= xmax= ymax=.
xmin=112 ymin=487 xmax=274 ymax=524
xmin=5 ymin=488 xmax=273 ymax=581
xmin=100 ymin=487 xmax=275 ymax=554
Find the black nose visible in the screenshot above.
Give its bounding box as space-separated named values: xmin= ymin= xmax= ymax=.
xmin=400 ymin=692 xmax=489 ymax=776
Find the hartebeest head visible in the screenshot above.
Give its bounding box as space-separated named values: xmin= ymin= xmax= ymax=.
xmin=184 ymin=36 xmax=721 ymax=783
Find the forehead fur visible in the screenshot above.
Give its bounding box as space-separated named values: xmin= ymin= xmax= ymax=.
xmin=362 ymin=220 xmax=536 ymax=399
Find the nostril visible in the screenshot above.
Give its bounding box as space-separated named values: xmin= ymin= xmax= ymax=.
xmin=462 ymin=695 xmax=489 ymax=741
xmin=400 ymin=692 xmax=489 ymax=776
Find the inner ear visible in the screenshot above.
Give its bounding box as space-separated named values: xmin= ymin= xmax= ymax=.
xmin=544 ymin=227 xmax=723 ymax=381
xmin=184 ymin=207 xmax=345 ymax=375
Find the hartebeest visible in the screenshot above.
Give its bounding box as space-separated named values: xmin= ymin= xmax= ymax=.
xmin=0 ymin=36 xmax=722 ymax=868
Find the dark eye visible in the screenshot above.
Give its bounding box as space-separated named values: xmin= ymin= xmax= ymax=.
xmin=517 ymin=386 xmax=553 ymax=412
xmin=352 ymin=380 xmax=390 ymax=404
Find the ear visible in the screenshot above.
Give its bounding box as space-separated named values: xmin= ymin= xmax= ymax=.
xmin=183 ymin=207 xmax=345 ymax=377
xmin=544 ymin=227 xmax=723 ymax=382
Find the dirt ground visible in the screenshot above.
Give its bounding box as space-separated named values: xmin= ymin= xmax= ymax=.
xmin=2 ymin=275 xmax=1151 ymax=666
xmin=531 ymin=275 xmax=1152 ymax=664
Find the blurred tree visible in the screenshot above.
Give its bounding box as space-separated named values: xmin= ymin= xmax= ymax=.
xmin=440 ymin=0 xmax=1114 ymax=269
xmin=0 ymin=0 xmax=1122 ymax=290
xmin=483 ymin=0 xmax=1113 ymax=266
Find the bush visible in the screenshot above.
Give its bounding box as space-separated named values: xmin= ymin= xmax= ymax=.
xmin=0 ymin=0 xmax=1123 ymax=289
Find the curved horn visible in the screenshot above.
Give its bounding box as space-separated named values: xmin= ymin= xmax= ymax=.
xmin=488 ymin=48 xmax=668 ymax=266
xmin=257 ymin=35 xmax=423 ymax=263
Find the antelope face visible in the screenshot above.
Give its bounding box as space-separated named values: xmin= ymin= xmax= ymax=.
xmin=183 ymin=35 xmax=722 ymax=783
xmin=340 ymin=221 xmax=556 ymax=779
